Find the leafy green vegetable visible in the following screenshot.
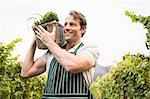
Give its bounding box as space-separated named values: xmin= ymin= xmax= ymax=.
xmin=34 ymin=11 xmax=59 ymax=25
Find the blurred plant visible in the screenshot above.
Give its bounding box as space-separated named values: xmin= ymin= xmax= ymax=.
xmin=125 ymin=11 xmax=150 ymax=50
xmin=0 ymin=38 xmax=47 ymax=99
xmin=90 ymin=53 xmax=150 ymax=99
xmin=90 ymin=11 xmax=150 ymax=99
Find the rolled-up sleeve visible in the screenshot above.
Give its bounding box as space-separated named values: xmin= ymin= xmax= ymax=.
xmin=78 ymin=45 xmax=100 ymax=66
xmin=41 ymin=51 xmax=53 ymax=72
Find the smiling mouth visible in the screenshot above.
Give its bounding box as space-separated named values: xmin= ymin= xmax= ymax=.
xmin=64 ymin=32 xmax=72 ymax=36
xmin=65 ymin=34 xmax=69 ymax=37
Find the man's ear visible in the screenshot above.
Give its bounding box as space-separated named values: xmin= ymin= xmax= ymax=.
xmin=81 ymin=28 xmax=86 ymax=37
xmin=81 ymin=28 xmax=86 ymax=34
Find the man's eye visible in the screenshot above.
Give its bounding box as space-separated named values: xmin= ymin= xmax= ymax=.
xmin=70 ymin=23 xmax=75 ymax=26
xmin=64 ymin=22 xmax=76 ymax=27
xmin=64 ymin=23 xmax=67 ymax=26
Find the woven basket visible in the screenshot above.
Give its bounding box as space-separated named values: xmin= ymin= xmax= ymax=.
xmin=33 ymin=21 xmax=65 ymax=49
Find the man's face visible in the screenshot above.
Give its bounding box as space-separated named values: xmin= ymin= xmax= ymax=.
xmin=64 ymin=16 xmax=84 ymax=43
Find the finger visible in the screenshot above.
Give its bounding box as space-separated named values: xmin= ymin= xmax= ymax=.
xmin=38 ymin=25 xmax=48 ymax=33
xmin=35 ymin=26 xmax=44 ymax=35
xmin=34 ymin=30 xmax=42 ymax=37
xmin=51 ymin=26 xmax=56 ymax=34
xmin=35 ymin=34 xmax=42 ymax=41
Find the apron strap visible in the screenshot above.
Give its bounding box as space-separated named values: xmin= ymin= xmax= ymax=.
xmin=72 ymin=42 xmax=84 ymax=55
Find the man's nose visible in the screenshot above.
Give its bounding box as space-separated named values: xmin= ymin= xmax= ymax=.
xmin=64 ymin=24 xmax=71 ymax=32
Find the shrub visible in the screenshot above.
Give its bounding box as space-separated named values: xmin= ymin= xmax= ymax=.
xmin=125 ymin=11 xmax=150 ymax=50
xmin=0 ymin=39 xmax=47 ymax=99
xmin=90 ymin=53 xmax=150 ymax=99
xmin=90 ymin=11 xmax=150 ymax=99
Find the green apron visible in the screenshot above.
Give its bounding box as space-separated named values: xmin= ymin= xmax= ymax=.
xmin=42 ymin=42 xmax=94 ymax=99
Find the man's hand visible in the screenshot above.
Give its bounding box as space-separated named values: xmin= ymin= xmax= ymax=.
xmin=34 ymin=25 xmax=56 ymax=46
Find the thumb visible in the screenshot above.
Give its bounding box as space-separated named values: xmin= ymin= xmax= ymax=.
xmin=51 ymin=26 xmax=56 ymax=34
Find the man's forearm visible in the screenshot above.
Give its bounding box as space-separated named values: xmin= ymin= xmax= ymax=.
xmin=21 ymin=40 xmax=36 ymax=74
xmin=46 ymin=41 xmax=78 ymax=72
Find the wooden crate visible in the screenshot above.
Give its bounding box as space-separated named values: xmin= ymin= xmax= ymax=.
xmin=33 ymin=21 xmax=65 ymax=49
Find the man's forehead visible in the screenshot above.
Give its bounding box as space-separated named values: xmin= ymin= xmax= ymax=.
xmin=65 ymin=15 xmax=80 ymax=22
xmin=65 ymin=15 xmax=74 ymax=20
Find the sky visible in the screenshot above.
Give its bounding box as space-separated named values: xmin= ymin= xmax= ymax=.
xmin=0 ymin=0 xmax=150 ymax=66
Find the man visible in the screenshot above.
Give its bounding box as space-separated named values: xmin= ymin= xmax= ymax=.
xmin=21 ymin=10 xmax=99 ymax=99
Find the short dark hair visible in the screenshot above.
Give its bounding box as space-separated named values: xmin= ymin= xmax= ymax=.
xmin=69 ymin=10 xmax=87 ymax=37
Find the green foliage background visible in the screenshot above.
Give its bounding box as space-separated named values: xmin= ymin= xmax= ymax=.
xmin=125 ymin=11 xmax=150 ymax=50
xmin=0 ymin=39 xmax=47 ymax=99
xmin=90 ymin=11 xmax=150 ymax=99
xmin=91 ymin=53 xmax=150 ymax=99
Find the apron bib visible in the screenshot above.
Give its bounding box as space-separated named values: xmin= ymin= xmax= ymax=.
xmin=42 ymin=42 xmax=94 ymax=99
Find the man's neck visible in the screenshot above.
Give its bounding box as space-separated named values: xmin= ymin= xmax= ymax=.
xmin=66 ymin=40 xmax=81 ymax=51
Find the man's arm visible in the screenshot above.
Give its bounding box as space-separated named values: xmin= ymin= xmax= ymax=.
xmin=35 ymin=25 xmax=99 ymax=74
xmin=46 ymin=42 xmax=98 ymax=74
xmin=20 ymin=39 xmax=46 ymax=77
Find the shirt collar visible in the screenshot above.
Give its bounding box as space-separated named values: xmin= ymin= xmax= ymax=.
xmin=67 ymin=41 xmax=82 ymax=53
